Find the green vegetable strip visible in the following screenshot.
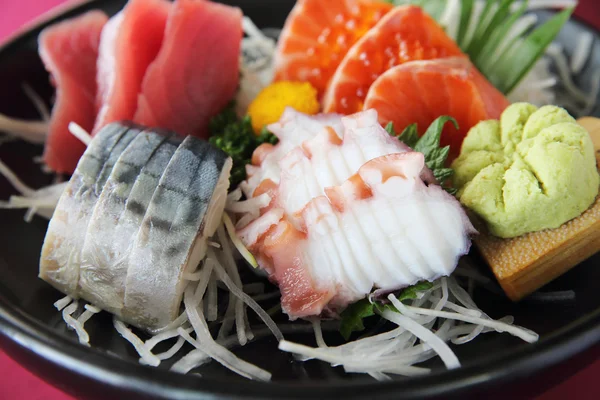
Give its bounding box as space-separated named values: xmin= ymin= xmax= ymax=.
xmin=491 ymin=7 xmax=574 ymax=93
xmin=476 ymin=1 xmax=528 ymax=72
xmin=468 ymin=0 xmax=515 ymax=61
xmin=457 ymin=0 xmax=475 ymax=48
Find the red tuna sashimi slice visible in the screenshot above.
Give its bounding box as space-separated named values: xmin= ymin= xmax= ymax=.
xmin=39 ymin=11 xmax=108 ymax=173
xmin=363 ymin=57 xmax=510 ymax=160
xmin=133 ymin=0 xmax=242 ymax=138
xmin=93 ymin=0 xmax=170 ymax=134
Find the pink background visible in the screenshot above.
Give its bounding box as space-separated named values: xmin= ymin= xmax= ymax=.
xmin=0 ymin=1 xmax=599 ymax=399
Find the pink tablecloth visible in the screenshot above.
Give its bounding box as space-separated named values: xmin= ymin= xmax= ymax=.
xmin=1 ymin=1 xmax=599 ymax=399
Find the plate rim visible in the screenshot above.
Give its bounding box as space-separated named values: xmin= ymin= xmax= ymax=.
xmin=0 ymin=0 xmax=599 ymax=398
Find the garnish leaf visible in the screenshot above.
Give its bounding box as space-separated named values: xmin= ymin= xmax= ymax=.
xmin=339 ymin=281 xmax=434 ymax=340
xmin=397 ymin=123 xmax=419 ymax=148
xmin=209 ymin=102 xmax=277 ymax=187
xmin=457 ymin=0 xmax=474 ymax=48
xmin=386 ymin=116 xmax=457 ymax=192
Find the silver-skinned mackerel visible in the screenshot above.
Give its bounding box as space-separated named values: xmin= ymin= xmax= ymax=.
xmin=40 ymin=123 xmax=137 ymax=297
xmin=78 ymin=130 xmax=181 ymax=315
xmin=123 ymin=135 xmax=232 ymax=330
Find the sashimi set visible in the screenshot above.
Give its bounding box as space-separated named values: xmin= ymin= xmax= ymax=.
xmin=0 ymin=0 xmax=599 ymax=382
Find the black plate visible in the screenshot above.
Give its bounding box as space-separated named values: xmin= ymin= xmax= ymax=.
xmin=1 ymin=1 xmax=599 ymax=399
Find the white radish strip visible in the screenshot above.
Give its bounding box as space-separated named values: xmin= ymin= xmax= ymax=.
xmin=235 ymin=212 xmax=258 ymax=230
xmin=149 ymin=312 xmax=189 ymax=336
xmin=62 ymin=301 xmax=91 ymax=347
xmin=155 ymin=336 xmax=187 ymax=361
xmin=400 ymin=305 xmax=539 ymax=343
xmin=571 ymin=31 xmax=594 ymax=74
xmin=311 ymin=319 xmax=327 ymax=348
xmin=171 ymin=345 xmax=210 ymax=374
xmin=22 ymin=83 xmax=50 ymax=121
xmin=226 ymin=187 xmax=242 ymax=204
xmin=208 ymin=241 xmax=221 ymax=248
xmin=183 ymin=286 xmax=271 ymax=381
xmin=113 ymin=317 xmax=160 ymax=367
xmin=206 ymin=272 xmax=218 ymax=322
xmin=380 ymin=309 xmax=460 ymax=369
xmin=546 ymin=45 xmax=590 ymax=104
xmin=218 ymin=290 xmax=236 ymax=340
xmin=581 ymin=68 xmax=600 ymax=115
xmin=223 ymin=213 xmax=258 ymax=268
xmin=53 ymin=295 xmax=72 ymax=311
xmin=212 ymin=232 xmax=247 ymax=346
xmin=76 ymin=309 xmax=96 ymax=325
xmin=144 ymin=327 xmax=193 ymax=353
xmin=68 ymin=122 xmax=92 ymax=146
xmin=212 ymin=259 xmax=283 ymax=342
xmin=84 ymin=304 xmax=101 ymax=313
xmin=226 ymin=193 xmax=270 ymax=213
xmin=0 ymin=114 xmax=47 ymax=144
xmin=0 ymin=159 xmax=35 ymax=196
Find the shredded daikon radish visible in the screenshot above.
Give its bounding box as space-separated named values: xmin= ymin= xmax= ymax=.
xmin=22 ymin=83 xmax=50 ymax=122
xmin=113 ymin=317 xmax=161 ymax=367
xmin=311 ymin=319 xmax=327 ymax=348
xmin=0 ymin=159 xmax=35 ymax=195
xmin=206 ymin=272 xmax=219 ymax=322
xmin=68 ymin=122 xmax=92 ymax=146
xmin=0 ymin=114 xmax=47 ymax=144
xmin=214 ymin=230 xmax=247 ymax=345
xmin=571 ymin=31 xmax=593 ymax=74
xmin=212 ymin=258 xmax=283 ymax=342
xmin=53 ymin=295 xmax=72 ymax=311
xmin=226 ymin=193 xmax=270 ymax=213
xmin=183 ymin=285 xmax=271 ymax=381
xmin=62 ymin=301 xmax=92 ymax=346
xmin=223 ymin=213 xmax=258 ymax=268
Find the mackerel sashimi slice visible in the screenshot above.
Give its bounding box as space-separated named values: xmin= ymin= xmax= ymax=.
xmin=40 ymin=123 xmax=138 ymax=297
xmin=78 ymin=130 xmax=181 ymax=315
xmin=364 ymin=57 xmax=510 ymax=159
xmin=93 ymin=0 xmax=171 ymax=134
xmin=237 ymin=110 xmax=472 ymax=319
xmin=274 ymin=0 xmax=392 ymax=97
xmin=134 ymin=0 xmax=243 ymax=139
xmin=124 ymin=136 xmax=232 ymax=330
xmin=38 ymin=10 xmax=108 ymax=173
xmin=322 ymin=5 xmax=464 ymax=115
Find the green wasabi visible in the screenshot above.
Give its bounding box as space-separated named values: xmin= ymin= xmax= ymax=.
xmin=452 ymin=103 xmax=599 ymax=238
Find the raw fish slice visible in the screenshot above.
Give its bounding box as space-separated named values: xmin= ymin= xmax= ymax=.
xmin=38 ymin=11 xmax=108 ymax=173
xmin=241 ymin=108 xmax=344 ymax=198
xmin=78 ymin=130 xmax=179 ymax=314
xmin=322 ymin=5 xmax=464 ymax=115
xmin=40 ymin=123 xmax=136 ymax=296
xmin=273 ymin=0 xmax=392 ymax=97
xmin=134 ymin=0 xmax=242 ymax=139
xmin=124 ymin=136 xmax=232 ymax=330
xmin=246 ymin=153 xmax=474 ymax=318
xmin=363 ymin=58 xmax=510 ymax=160
xmin=93 ymin=0 xmax=170 ymax=133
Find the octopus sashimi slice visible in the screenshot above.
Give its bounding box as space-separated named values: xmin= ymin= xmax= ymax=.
xmin=78 ymin=130 xmax=180 ymax=314
xmin=123 ymin=136 xmax=232 ymax=330
xmin=239 ymin=153 xmax=474 ymax=319
xmin=40 ymin=123 xmax=138 ymax=297
xmin=241 ymin=107 xmax=344 ymax=198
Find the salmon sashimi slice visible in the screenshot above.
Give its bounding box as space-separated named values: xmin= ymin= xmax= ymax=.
xmin=322 ymin=5 xmax=464 ymax=115
xmin=93 ymin=0 xmax=171 ymax=134
xmin=38 ymin=11 xmax=108 ymax=173
xmin=133 ymin=0 xmax=242 ymax=139
xmin=364 ymin=57 xmax=510 ymax=159
xmin=237 ymin=110 xmax=472 ymax=319
xmin=274 ymin=0 xmax=392 ymax=97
